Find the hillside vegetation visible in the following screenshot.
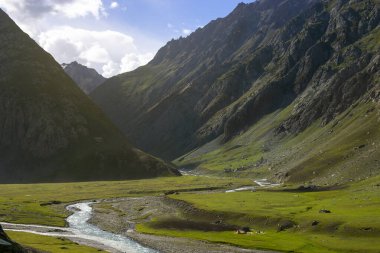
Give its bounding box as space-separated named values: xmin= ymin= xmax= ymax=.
xmin=91 ymin=0 xmax=380 ymax=185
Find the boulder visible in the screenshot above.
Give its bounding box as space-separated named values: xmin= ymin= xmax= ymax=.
xmin=311 ymin=220 xmax=320 ymax=226
xmin=277 ymin=220 xmax=296 ymax=232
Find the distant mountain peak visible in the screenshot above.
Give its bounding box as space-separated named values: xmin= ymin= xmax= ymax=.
xmin=62 ymin=61 xmax=106 ymax=94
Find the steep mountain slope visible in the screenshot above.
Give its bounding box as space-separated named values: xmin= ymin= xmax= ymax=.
xmin=0 ymin=9 xmax=178 ymax=183
xmin=62 ymin=61 xmax=106 ymax=94
xmin=91 ymin=0 xmax=380 ymax=184
xmin=0 ymin=225 xmax=35 ymax=253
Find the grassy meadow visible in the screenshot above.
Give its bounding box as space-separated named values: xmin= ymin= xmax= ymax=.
xmin=0 ymin=176 xmax=250 ymax=226
xmin=137 ymin=175 xmax=380 ymax=253
xmin=0 ymin=174 xmax=379 ymax=252
xmin=7 ymin=231 xmax=103 ymax=253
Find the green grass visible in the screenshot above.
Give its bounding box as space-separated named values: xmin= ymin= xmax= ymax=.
xmin=7 ymin=231 xmax=103 ymax=253
xmin=0 ymin=176 xmax=250 ymax=226
xmin=175 ymin=104 xmax=293 ymax=174
xmin=136 ymin=176 xmax=380 ymax=253
xmin=137 ymin=226 xmax=380 ymax=253
xmin=1 ymin=174 xmax=379 ymax=252
xmin=175 ymin=97 xmax=380 ymax=185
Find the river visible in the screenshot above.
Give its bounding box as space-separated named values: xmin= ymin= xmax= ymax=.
xmin=2 ymin=202 xmax=159 ymax=253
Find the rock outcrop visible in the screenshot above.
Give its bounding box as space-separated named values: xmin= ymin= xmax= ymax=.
xmin=91 ymin=0 xmax=380 ymax=161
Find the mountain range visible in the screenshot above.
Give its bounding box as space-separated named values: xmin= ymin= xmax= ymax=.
xmin=91 ymin=0 xmax=380 ymax=184
xmin=0 ymin=9 xmax=177 ymax=183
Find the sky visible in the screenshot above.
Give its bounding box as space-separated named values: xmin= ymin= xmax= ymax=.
xmin=0 ymin=0 xmax=254 ymax=78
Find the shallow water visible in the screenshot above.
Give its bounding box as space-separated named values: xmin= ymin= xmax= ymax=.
xmin=3 ymin=202 xmax=159 ymax=253
xmin=65 ymin=202 xmax=159 ymax=253
xmin=225 ymin=179 xmax=281 ymax=193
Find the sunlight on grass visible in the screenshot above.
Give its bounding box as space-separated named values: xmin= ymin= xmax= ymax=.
xmin=0 ymin=176 xmax=250 ymax=226
xmin=7 ymin=231 xmax=102 ymax=253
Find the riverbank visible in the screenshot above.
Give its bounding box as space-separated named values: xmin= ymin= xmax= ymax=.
xmin=90 ymin=196 xmax=276 ymax=253
xmin=2 ymin=202 xmax=158 ymax=253
xmin=2 ymin=222 xmax=118 ymax=252
xmin=3 ymin=199 xmax=276 ymax=253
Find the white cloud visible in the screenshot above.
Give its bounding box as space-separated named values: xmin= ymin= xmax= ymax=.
xmin=102 ymin=61 xmax=120 ymax=77
xmin=38 ymin=26 xmax=154 ymax=77
xmin=79 ymin=44 xmax=110 ymax=64
xmin=182 ymin=29 xmax=192 ymax=36
xmin=167 ymin=23 xmax=173 ymax=28
xmin=0 ymin=0 xmax=160 ymax=77
xmin=54 ymin=0 xmax=106 ymax=19
xmin=0 ymin=0 xmax=107 ymax=37
xmin=0 ymin=0 xmax=106 ymax=20
xmin=110 ymin=1 xmax=119 ymax=9
xmin=120 ymin=52 xmax=154 ymax=73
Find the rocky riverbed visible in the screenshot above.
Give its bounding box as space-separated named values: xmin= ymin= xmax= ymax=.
xmin=90 ymin=196 xmax=277 ymax=253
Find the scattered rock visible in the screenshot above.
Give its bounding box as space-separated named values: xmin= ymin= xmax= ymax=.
xmin=277 ymin=220 xmax=296 ymax=232
xmin=241 ymin=227 xmax=251 ymax=233
xmin=296 ymin=185 xmax=320 ymax=192
xmin=311 ymin=220 xmax=320 ymax=226
xmin=40 ymin=200 xmax=62 ymax=206
xmin=354 ymin=144 xmax=366 ymax=150
xmin=236 ymin=227 xmax=251 ymax=234
xmin=164 ymin=190 xmax=178 ymax=196
xmin=319 ymin=209 xmax=331 ymax=214
xmin=48 ymin=229 xmax=67 ymax=233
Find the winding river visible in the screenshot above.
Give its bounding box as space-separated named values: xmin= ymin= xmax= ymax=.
xmin=2 ymin=202 xmax=159 ymax=253
xmin=2 ymin=179 xmax=281 ymax=252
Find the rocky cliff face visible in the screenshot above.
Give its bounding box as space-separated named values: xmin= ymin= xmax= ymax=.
xmin=62 ymin=61 xmax=106 ymax=94
xmin=0 ymin=9 xmax=178 ymax=183
xmin=91 ymin=0 xmax=379 ymax=162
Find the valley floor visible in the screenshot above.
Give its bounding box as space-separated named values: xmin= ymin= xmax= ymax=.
xmin=90 ymin=196 xmax=276 ymax=253
xmin=0 ymin=175 xmax=379 ymax=253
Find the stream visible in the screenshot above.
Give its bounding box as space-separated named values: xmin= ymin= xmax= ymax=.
xmin=1 ymin=178 xmax=281 ymax=252
xmin=2 ymin=202 xmax=159 ymax=253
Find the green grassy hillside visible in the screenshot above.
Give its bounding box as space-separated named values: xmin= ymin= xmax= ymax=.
xmin=176 ymin=96 xmax=380 ymax=185
xmin=91 ymin=0 xmax=380 ymax=172
xmin=175 ymin=25 xmax=380 ymax=184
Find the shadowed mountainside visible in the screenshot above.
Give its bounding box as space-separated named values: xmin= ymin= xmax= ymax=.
xmin=0 ymin=225 xmax=38 ymax=253
xmin=0 ymin=9 xmax=178 ymax=183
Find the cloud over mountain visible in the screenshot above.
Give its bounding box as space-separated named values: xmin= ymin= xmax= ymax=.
xmin=38 ymin=26 xmax=153 ymax=77
xmin=0 ymin=0 xmax=156 ymax=77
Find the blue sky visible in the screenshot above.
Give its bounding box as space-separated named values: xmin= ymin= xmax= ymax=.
xmin=105 ymin=0 xmax=254 ymax=39
xmin=0 ymin=0 xmax=254 ymax=77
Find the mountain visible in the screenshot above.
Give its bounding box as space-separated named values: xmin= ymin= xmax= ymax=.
xmin=0 ymin=9 xmax=178 ymax=183
xmin=0 ymin=225 xmax=35 ymax=253
xmin=91 ymin=0 xmax=380 ymax=185
xmin=62 ymin=61 xmax=106 ymax=94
